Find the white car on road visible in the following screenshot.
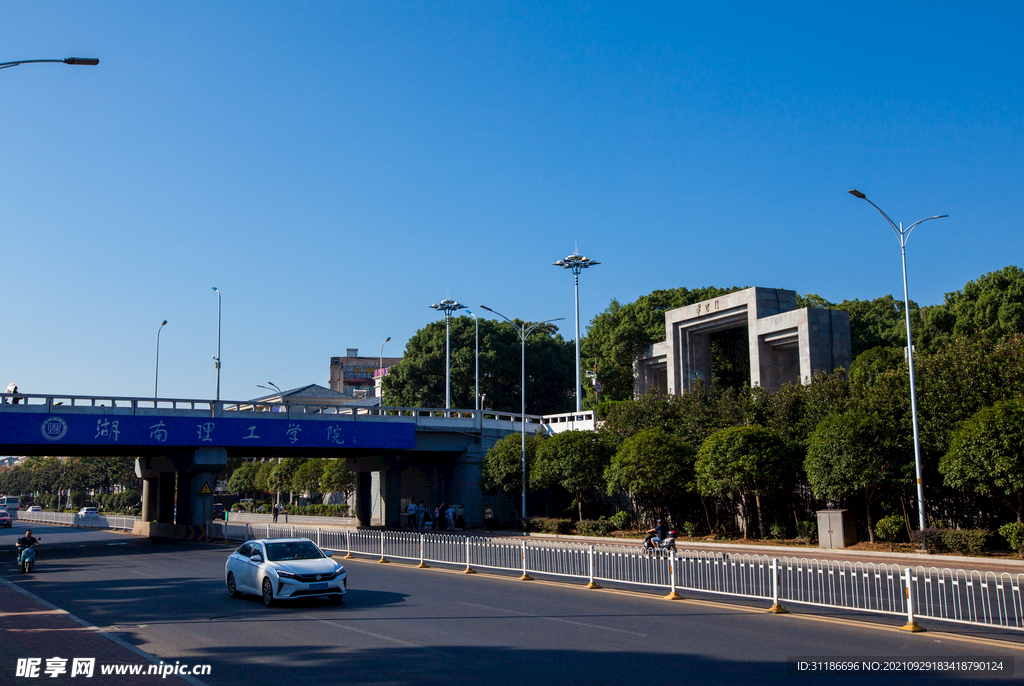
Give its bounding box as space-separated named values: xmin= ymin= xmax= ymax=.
xmin=225 ymin=538 xmax=346 ymax=607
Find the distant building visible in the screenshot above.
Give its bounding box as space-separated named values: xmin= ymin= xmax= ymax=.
xmin=329 ymin=348 xmax=402 ymax=399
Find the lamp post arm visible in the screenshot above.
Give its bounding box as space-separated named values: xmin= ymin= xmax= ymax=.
xmin=903 ymin=215 xmax=949 ymax=243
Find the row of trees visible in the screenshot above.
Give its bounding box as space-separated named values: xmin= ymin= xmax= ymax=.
xmin=0 ymin=456 xmax=139 ymax=507
xmin=227 ymin=458 xmax=356 ymax=504
xmin=482 ymin=331 xmax=1024 ymax=540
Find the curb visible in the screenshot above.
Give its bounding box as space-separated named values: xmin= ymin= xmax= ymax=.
xmin=0 ymin=576 xmax=211 ymax=686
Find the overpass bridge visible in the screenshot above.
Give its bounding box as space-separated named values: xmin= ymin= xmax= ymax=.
xmin=0 ymin=392 xmax=594 ymax=531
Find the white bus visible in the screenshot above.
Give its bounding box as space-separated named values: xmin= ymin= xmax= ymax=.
xmin=1 ymin=496 xmax=19 ymax=512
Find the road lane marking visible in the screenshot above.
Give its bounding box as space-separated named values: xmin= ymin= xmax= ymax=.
xmin=454 ymin=600 xmax=648 ymax=636
xmin=317 ymin=619 xmax=459 ymax=660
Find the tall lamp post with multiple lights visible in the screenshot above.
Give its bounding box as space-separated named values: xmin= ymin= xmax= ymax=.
xmin=480 ymin=306 xmax=563 ymax=519
xmin=212 ymin=287 xmax=221 ymax=401
xmin=257 ymin=382 xmax=286 ymax=508
xmin=154 ymin=320 xmax=168 ymax=401
xmin=464 ymin=309 xmax=479 ymax=410
xmin=429 ymin=298 xmax=464 ymax=409
xmin=553 ymin=251 xmax=599 ymax=413
xmin=849 ymin=189 xmax=948 ymax=542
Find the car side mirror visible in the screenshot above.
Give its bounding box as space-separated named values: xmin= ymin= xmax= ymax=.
xmin=249 ymin=554 xmax=262 ymax=563
xmin=324 ymin=550 xmax=333 ymax=557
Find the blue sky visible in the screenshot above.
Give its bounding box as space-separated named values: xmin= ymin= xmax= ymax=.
xmin=2 ymin=2 xmax=1021 ymax=402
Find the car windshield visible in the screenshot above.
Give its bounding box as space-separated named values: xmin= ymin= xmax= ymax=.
xmin=265 ymin=541 xmax=324 ymax=562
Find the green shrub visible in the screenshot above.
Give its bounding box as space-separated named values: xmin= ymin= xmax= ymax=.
xmin=910 ymin=527 xmax=946 ymax=552
xmin=940 ymin=529 xmax=989 ymax=556
xmin=525 ymin=517 xmax=574 ymax=535
xmin=875 ymin=514 xmax=904 ymax=550
xmin=575 ymin=519 xmax=617 ymax=537
xmin=768 ymin=522 xmax=787 ymax=540
xmin=682 ymin=521 xmax=700 ymax=538
xmin=796 ymin=520 xmax=817 ymax=542
xmin=999 ymin=522 xmax=1024 ymax=558
xmin=286 ymin=504 xmax=350 ymax=518
xmin=609 ymin=511 xmax=632 ymax=531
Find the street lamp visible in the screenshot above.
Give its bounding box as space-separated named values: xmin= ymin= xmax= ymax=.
xmin=429 ymin=298 xmax=464 ymax=409
xmin=480 ymin=305 xmax=563 ymax=519
xmin=212 ymin=287 xmax=221 ymax=401
xmin=553 ymin=250 xmax=600 ymax=413
xmin=257 ymin=382 xmax=285 ymax=509
xmin=0 ymin=57 xmax=100 ymax=71
xmin=464 ymin=310 xmax=479 ymax=411
xmin=379 ymin=336 xmax=391 ymax=407
xmin=154 ymin=320 xmax=167 ymax=401
xmin=849 ymin=189 xmax=948 ymax=543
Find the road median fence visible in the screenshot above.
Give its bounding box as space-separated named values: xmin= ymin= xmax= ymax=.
xmin=14 ymin=508 xmax=138 ymax=532
xmin=212 ymin=522 xmax=1024 ymax=636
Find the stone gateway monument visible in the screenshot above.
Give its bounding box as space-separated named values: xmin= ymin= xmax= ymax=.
xmin=634 ymin=287 xmax=852 ymax=396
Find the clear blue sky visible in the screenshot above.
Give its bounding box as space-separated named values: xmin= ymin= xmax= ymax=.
xmin=2 ymin=2 xmax=1021 ymax=402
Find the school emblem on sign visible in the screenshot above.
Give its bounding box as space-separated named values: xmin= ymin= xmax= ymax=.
xmin=41 ymin=417 xmax=69 ymax=441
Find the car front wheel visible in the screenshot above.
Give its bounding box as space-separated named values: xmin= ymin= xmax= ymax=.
xmin=226 ymin=572 xmax=240 ymax=598
xmin=262 ymin=578 xmax=274 ymax=607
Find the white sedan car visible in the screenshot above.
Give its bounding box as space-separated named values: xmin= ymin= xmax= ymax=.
xmin=224 ymin=538 xmax=346 ymax=606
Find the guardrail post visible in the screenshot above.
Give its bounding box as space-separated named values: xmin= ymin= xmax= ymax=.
xmin=900 ymin=567 xmax=925 ymax=632
xmin=344 ymin=530 xmax=353 ymax=559
xmin=464 ymin=536 xmax=476 ymax=574
xmin=417 ymin=533 xmax=429 ymax=568
xmin=291 ymin=525 xmax=295 ymax=537
xmin=317 ymin=528 xmax=322 ymax=548
xmin=767 ymin=558 xmax=787 ymax=613
xmin=664 ymin=550 xmax=682 ymax=600
xmin=519 ymin=540 xmax=533 ymax=581
xmin=585 ymin=545 xmax=600 ymax=589
xmin=378 ymin=531 xmax=389 ymax=563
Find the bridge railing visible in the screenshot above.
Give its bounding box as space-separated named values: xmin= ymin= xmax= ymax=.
xmin=15 ymin=508 xmax=138 ymax=531
xmin=0 ymin=393 xmax=595 ymax=432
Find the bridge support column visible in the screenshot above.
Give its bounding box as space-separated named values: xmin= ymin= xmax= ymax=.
xmin=157 ymin=472 xmax=175 ymax=524
xmin=190 ymin=473 xmax=215 ymax=525
xmin=175 ymin=469 xmax=190 ymax=525
xmin=380 ymin=470 xmax=401 ymax=528
xmin=355 ymin=472 xmax=372 ymax=527
xmin=141 ymin=477 xmax=157 ymax=522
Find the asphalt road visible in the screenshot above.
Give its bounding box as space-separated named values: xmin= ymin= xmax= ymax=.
xmin=2 ymin=521 xmax=1022 ymax=686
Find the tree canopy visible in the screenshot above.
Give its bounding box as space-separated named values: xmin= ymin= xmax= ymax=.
xmin=532 ymin=430 xmax=613 ymax=521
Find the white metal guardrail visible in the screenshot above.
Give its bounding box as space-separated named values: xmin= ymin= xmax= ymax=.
xmin=208 ymin=523 xmax=1024 ymax=634
xmin=14 ymin=509 xmax=138 ymax=531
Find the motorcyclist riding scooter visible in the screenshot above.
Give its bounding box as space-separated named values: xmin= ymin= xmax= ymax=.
xmin=643 ymin=519 xmax=677 ymax=554
xmin=16 ymin=529 xmax=40 ymax=573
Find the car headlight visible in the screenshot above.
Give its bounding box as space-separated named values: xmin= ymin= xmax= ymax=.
xmin=276 ymin=570 xmax=299 ymax=580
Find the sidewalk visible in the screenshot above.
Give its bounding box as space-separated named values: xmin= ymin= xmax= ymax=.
xmin=0 ymin=577 xmax=205 ymax=686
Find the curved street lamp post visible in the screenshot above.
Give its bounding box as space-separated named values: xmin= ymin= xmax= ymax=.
xmin=464 ymin=310 xmax=479 ymax=411
xmin=212 ymin=287 xmax=221 ymax=401
xmin=553 ymin=251 xmax=599 ymax=413
xmin=257 ymin=382 xmax=285 ymax=508
xmin=154 ymin=320 xmax=168 ymax=401
xmin=0 ymin=57 xmax=99 ymax=71
xmin=379 ymin=336 xmax=391 ymax=407
xmin=429 ymin=298 xmax=464 ymax=409
xmin=480 ymin=306 xmax=563 ymax=519
xmin=849 ymin=189 xmax=948 ymax=546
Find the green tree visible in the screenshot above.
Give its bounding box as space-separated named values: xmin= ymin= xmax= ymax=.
xmin=532 ymin=430 xmax=613 ymax=521
xmin=383 ymin=317 xmax=575 ymax=414
xmin=320 ymin=459 xmax=357 ymax=503
xmin=292 ymin=459 xmax=326 ymax=501
xmin=940 ymin=396 xmax=1024 ymax=522
xmin=269 ymin=458 xmax=305 ymax=503
xmin=931 ymin=266 xmax=1024 ymax=346
xmin=228 ymin=461 xmax=259 ymax=497
xmin=605 ymin=427 xmax=696 ymax=526
xmin=804 ymin=409 xmax=905 ymax=542
xmin=254 ymin=461 xmax=274 ymax=495
xmin=695 ymin=425 xmax=791 ymax=538
xmin=480 ymin=432 xmax=542 ymax=513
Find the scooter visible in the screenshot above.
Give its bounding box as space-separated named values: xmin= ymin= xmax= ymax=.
xmin=643 ymin=530 xmax=677 ymax=555
xmin=16 ymin=540 xmax=38 ymax=574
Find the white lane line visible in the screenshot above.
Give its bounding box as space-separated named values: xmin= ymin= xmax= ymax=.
xmin=317 ymin=620 xmax=459 ymax=660
xmin=454 ymin=600 xmax=649 ymax=636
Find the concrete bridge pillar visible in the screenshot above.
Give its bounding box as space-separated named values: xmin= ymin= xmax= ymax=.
xmin=141 ymin=477 xmax=157 ymax=521
xmin=380 ymin=470 xmax=401 ymax=528
xmin=156 ymin=472 xmax=175 ymax=524
xmin=175 ymin=469 xmax=190 ymax=525
xmin=355 ymin=472 xmax=372 ymax=527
